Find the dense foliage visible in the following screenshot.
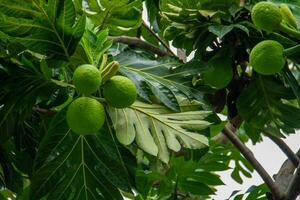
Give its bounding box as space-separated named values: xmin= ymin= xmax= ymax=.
xmin=0 ymin=0 xmax=300 ymax=199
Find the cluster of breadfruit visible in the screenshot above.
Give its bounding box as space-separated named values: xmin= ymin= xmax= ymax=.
xmin=66 ymin=63 xmax=137 ymax=135
xmin=250 ymin=1 xmax=299 ymax=75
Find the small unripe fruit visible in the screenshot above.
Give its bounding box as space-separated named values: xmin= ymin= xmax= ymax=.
xmin=203 ymin=52 xmax=233 ymax=89
xmin=251 ymin=2 xmax=282 ymax=32
xmin=66 ymin=97 xmax=105 ymax=135
xmin=249 ymin=40 xmax=285 ymax=75
xmin=279 ymin=4 xmax=298 ymax=29
xmin=103 ymin=76 xmax=137 ymax=108
xmin=73 ymin=64 xmax=101 ymax=95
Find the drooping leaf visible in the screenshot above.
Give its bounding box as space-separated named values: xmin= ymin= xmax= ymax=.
xmin=30 ymin=111 xmax=133 ymax=199
xmin=108 ymin=101 xmax=216 ymax=163
xmin=281 ymin=67 xmax=300 ymax=106
xmin=237 ymin=75 xmax=300 ymax=141
xmin=0 ymin=0 xmax=86 ymax=60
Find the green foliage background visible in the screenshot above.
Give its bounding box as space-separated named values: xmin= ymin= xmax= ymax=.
xmin=0 ymin=0 xmax=300 ymax=199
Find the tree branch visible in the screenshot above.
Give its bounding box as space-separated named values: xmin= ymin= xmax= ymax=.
xmin=264 ymin=132 xmax=300 ymax=167
xmin=109 ymin=36 xmax=172 ymax=57
xmin=142 ymin=21 xmax=177 ymax=57
xmin=272 ymin=149 xmax=300 ymax=200
xmin=286 ymin=165 xmax=300 ymax=200
xmin=222 ymin=125 xmax=286 ymax=199
xmin=213 ymin=115 xmax=243 ymax=145
xmin=283 ymin=149 xmax=300 ymax=200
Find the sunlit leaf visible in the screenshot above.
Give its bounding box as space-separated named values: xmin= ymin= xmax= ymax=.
xmin=108 ymin=101 xmax=216 ymax=163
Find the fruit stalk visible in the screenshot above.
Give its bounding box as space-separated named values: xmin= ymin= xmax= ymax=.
xmin=283 ymin=44 xmax=300 ymax=56
xmin=279 ymin=23 xmax=300 ymax=40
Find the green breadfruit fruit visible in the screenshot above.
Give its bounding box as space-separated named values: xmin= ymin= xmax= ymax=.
xmin=73 ymin=64 xmax=101 ymax=95
xmin=103 ymin=76 xmax=137 ymax=108
xmin=66 ymin=97 xmax=105 ymax=135
xmin=279 ymin=4 xmax=298 ymax=29
xmin=251 ymin=2 xmax=282 ymax=32
xmin=249 ymin=40 xmax=285 ymax=75
xmin=202 ymin=50 xmax=233 ymax=89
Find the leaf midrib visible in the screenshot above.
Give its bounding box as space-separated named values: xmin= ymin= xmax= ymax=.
xmin=32 ymin=0 xmax=70 ymax=59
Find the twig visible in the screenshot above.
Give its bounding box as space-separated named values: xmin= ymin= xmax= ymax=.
xmin=142 ymin=21 xmax=177 ymax=57
xmin=264 ymin=132 xmax=300 ymax=167
xmin=222 ymin=125 xmax=286 ymax=199
xmin=109 ymin=36 xmax=171 ymax=57
xmin=33 ymin=107 xmax=56 ymax=116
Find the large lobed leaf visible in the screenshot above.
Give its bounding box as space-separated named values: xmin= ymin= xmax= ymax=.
xmin=237 ymin=74 xmax=300 ymax=142
xmin=114 ymin=51 xmax=206 ymax=111
xmin=108 ymin=101 xmax=217 ymax=163
xmin=30 ymin=111 xmax=133 ymax=199
xmin=0 ymin=0 xmax=85 ymax=60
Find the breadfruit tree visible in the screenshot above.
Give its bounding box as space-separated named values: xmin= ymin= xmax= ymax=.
xmin=0 ymin=0 xmax=300 ymax=199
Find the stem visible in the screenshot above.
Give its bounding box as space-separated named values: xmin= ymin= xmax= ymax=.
xmin=173 ymin=176 xmax=178 ymax=200
xmin=222 ymin=125 xmax=286 ymax=199
xmin=279 ymin=23 xmax=300 ymax=40
xmin=283 ymin=44 xmax=300 ymax=56
xmin=264 ymin=132 xmax=300 ymax=167
xmin=33 ymin=107 xmax=56 ymax=116
xmin=109 ymin=36 xmax=171 ymax=57
xmin=142 ymin=20 xmax=177 ymax=57
xmin=91 ymin=97 xmax=106 ymax=103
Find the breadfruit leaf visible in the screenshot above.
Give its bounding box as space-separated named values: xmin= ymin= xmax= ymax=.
xmin=237 ymin=74 xmax=300 ymax=142
xmin=108 ymin=101 xmax=218 ymax=163
xmin=30 ymin=111 xmax=133 ymax=199
xmin=115 ymin=51 xmax=206 ymax=112
xmin=0 ymin=0 xmax=85 ymax=60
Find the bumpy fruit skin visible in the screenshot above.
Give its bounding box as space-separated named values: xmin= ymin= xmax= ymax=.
xmin=66 ymin=97 xmax=105 ymax=135
xmin=73 ymin=64 xmax=101 ymax=95
xmin=251 ymin=2 xmax=282 ymax=32
xmin=250 ymin=40 xmax=285 ymax=75
xmin=103 ymin=76 xmax=137 ymax=108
